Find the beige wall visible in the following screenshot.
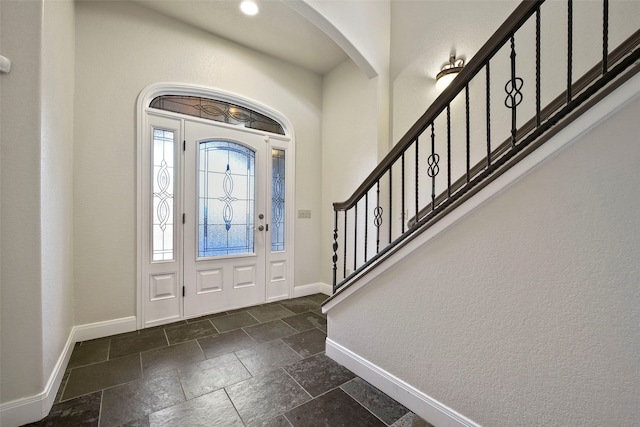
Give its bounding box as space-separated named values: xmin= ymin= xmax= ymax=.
xmin=73 ymin=1 xmax=324 ymax=325
xmin=1 ymin=0 xmax=75 ymax=408
xmin=328 ymin=90 xmax=640 ymax=426
xmin=0 ymin=0 xmax=44 ymax=404
xmin=41 ymin=0 xmax=75 ymax=393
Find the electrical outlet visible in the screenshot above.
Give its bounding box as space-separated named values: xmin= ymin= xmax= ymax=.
xmin=298 ymin=209 xmax=311 ymax=219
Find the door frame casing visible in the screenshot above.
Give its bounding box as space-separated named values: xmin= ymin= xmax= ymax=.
xmin=136 ymin=82 xmax=296 ymax=330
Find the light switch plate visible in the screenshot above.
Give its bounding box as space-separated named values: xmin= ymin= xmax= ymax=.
xmin=298 ymin=209 xmax=311 ymax=219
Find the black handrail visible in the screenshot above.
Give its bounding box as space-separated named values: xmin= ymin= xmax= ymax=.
xmin=332 ymin=0 xmax=640 ymax=292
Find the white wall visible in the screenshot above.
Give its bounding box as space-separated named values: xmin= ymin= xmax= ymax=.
xmin=328 ymin=91 xmax=640 ymax=426
xmin=41 ymin=0 xmax=75 ymax=393
xmin=73 ymin=1 xmax=324 ymax=325
xmin=0 ymin=0 xmax=45 ymax=404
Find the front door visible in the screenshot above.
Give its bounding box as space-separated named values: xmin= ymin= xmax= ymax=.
xmin=183 ymin=121 xmax=266 ymax=316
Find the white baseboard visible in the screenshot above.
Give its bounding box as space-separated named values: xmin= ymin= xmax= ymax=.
xmin=293 ymin=282 xmax=332 ymax=298
xmin=72 ymin=316 xmax=137 ymax=342
xmin=0 ymin=329 xmax=73 ymax=427
xmin=0 ymin=316 xmax=137 ymax=427
xmin=0 ymin=390 xmax=50 ymax=427
xmin=325 ymin=338 xmax=481 ymax=427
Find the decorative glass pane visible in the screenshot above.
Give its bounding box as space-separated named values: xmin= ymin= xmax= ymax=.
xmin=150 ymin=95 xmax=285 ymax=135
xmin=272 ymin=149 xmax=286 ymax=252
xmin=152 ymin=129 xmax=175 ymax=261
xmin=199 ymin=140 xmax=255 ymax=257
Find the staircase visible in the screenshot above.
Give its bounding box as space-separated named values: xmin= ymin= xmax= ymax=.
xmin=323 ymin=1 xmax=640 ymax=426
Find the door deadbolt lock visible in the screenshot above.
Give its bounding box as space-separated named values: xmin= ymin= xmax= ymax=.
xmin=258 ymin=214 xmax=264 ymax=220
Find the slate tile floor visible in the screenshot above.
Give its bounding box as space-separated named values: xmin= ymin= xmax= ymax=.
xmin=23 ymin=294 xmax=433 ymax=427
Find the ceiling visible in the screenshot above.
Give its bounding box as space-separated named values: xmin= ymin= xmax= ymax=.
xmin=132 ymin=0 xmax=349 ymax=75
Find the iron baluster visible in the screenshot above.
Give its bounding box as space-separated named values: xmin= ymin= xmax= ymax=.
xmin=603 ymin=0 xmax=609 ymax=74
xmin=447 ymin=104 xmax=451 ymax=197
xmin=567 ymin=0 xmax=573 ymax=102
xmin=415 ymin=137 xmax=419 ymax=224
xmin=465 ymin=84 xmax=471 ymax=183
xmin=354 ymin=203 xmax=358 ymax=272
xmin=374 ymin=181 xmax=382 ymax=253
xmin=401 ymin=153 xmax=406 ymax=234
xmin=428 ymin=123 xmax=439 ymax=211
xmin=364 ymin=192 xmax=368 ymax=262
xmin=536 ymin=5 xmax=541 ymax=128
xmin=388 ymin=170 xmax=392 ymax=244
xmin=332 ymin=210 xmax=338 ymax=287
xmin=343 ymin=210 xmax=347 ymax=279
xmin=486 ymin=63 xmax=491 ymax=168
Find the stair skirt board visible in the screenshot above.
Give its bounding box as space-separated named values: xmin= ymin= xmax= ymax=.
xmin=325 ymin=338 xmax=481 ymax=427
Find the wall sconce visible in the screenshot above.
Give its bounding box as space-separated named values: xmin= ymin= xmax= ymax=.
xmin=436 ymin=55 xmax=464 ymax=91
xmin=0 ymin=55 xmax=10 ymax=74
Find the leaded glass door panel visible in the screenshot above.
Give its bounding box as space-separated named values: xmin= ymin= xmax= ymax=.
xmin=184 ymin=121 xmax=266 ymax=316
xmin=198 ymin=140 xmax=256 ymax=257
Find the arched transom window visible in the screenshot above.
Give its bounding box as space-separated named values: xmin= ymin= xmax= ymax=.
xmin=150 ymin=95 xmax=285 ymax=135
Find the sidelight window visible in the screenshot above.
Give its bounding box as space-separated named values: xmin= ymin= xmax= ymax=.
xmin=152 ymin=128 xmax=175 ymax=261
xmin=271 ymin=149 xmax=286 ymax=252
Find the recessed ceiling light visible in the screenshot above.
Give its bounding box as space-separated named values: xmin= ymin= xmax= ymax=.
xmin=240 ymin=1 xmax=259 ymax=16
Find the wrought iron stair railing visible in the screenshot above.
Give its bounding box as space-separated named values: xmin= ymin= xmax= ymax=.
xmin=332 ymin=0 xmax=640 ymax=293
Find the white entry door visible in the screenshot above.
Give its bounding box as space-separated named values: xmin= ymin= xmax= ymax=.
xmin=183 ymin=120 xmax=267 ymax=317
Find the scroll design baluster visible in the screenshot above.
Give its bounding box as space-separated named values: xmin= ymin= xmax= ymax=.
xmin=428 ymin=123 xmax=438 ymax=211
xmin=374 ymin=181 xmax=383 ymax=254
xmin=505 ymin=36 xmax=524 ymax=147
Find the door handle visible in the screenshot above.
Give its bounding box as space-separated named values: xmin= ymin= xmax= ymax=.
xmin=256 ymin=225 xmax=264 ymax=232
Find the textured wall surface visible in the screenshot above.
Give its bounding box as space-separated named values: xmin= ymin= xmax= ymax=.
xmin=1 ymin=0 xmax=76 ymax=406
xmin=328 ymin=93 xmax=640 ymax=426
xmin=0 ymin=0 xmax=44 ymax=404
xmin=41 ymin=0 xmax=75 ymax=394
